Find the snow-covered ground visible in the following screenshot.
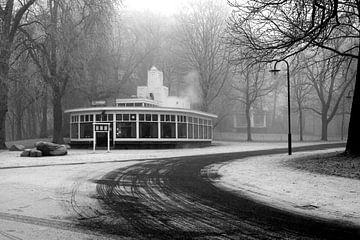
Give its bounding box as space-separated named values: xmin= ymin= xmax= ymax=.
xmin=211 ymin=149 xmax=360 ymax=226
xmin=0 ymin=141 xmax=338 ymax=168
xmin=0 ymin=141 xmax=356 ymax=239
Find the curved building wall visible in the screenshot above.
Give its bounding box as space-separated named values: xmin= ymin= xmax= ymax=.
xmin=66 ymin=107 xmax=216 ymax=148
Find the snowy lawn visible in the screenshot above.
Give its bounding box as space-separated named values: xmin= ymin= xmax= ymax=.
xmin=211 ymin=149 xmax=360 ymax=226
xmin=0 ymin=141 xmax=353 ymax=239
xmin=0 ymin=140 xmax=329 ymax=168
xmin=287 ymin=152 xmax=360 ymax=180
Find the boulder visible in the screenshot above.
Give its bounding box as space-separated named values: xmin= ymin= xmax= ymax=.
xmin=29 ymin=149 xmax=42 ymax=157
xmin=35 ymin=141 xmax=67 ymax=156
xmin=20 ymin=149 xmax=31 ymax=157
xmin=9 ymin=144 xmax=25 ymax=151
xmin=35 ymin=141 xmax=60 ymax=156
xmin=49 ymin=145 xmax=67 ymax=156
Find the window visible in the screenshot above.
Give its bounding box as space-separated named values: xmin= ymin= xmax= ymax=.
xmin=188 ymin=117 xmax=193 ymax=139
xmin=80 ymin=123 xmax=93 ymax=138
xmin=199 ymin=125 xmax=204 ymax=139
xmin=194 ymin=124 xmax=199 ymax=139
xmin=115 ymin=113 xmax=136 ymax=138
xmin=139 ymin=113 xmax=158 ymax=138
xmin=116 ymin=122 xmax=136 ymax=138
xmin=125 ymin=103 xmax=134 ymax=107
xmin=95 ymin=113 xmax=112 ymax=122
xmin=177 ymin=115 xmax=187 ymax=138
xmin=71 ymin=115 xmax=79 ymax=123
xmin=199 ymin=118 xmax=204 ymax=139
xmin=194 ymin=118 xmax=199 ymax=139
xmin=135 ymin=103 xmax=142 ymax=107
xmin=253 ymin=113 xmax=265 ymax=127
xmin=160 ymin=114 xmax=175 ymax=138
xmin=235 ymin=113 xmax=247 ymax=128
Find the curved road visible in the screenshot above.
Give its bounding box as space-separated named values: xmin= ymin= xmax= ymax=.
xmin=78 ymin=143 xmax=359 ymax=239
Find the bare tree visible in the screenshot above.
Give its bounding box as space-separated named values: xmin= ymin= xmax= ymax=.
xmin=8 ymin=60 xmax=42 ymax=140
xmin=24 ymin=0 xmax=115 ymax=143
xmin=0 ymin=0 xmax=36 ymax=148
xmin=305 ymin=50 xmax=355 ymax=140
xmin=290 ymin=54 xmax=312 ymax=141
xmin=227 ymin=0 xmax=360 ymax=154
xmin=231 ymin=63 xmax=272 ymax=141
xmin=175 ymin=0 xmax=230 ymax=111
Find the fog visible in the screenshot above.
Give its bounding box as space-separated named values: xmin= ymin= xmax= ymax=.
xmin=2 ymin=0 xmax=355 ymax=143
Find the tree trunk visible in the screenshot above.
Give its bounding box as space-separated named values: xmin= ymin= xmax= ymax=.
xmin=321 ymin=114 xmax=328 ymax=141
xmin=299 ymin=106 xmax=303 ymax=142
xmin=52 ymin=86 xmax=64 ymax=144
xmin=245 ymin=105 xmax=252 ymax=141
xmin=15 ymin=114 xmax=22 ymax=140
xmin=346 ymin=58 xmax=360 ymax=154
xmin=0 ymin=54 xmax=10 ymax=148
xmin=40 ymin=92 xmax=48 ymax=138
xmin=27 ymin=107 xmax=34 ymax=138
xmin=30 ymin=104 xmax=37 ymax=138
xmin=11 ymin=114 xmax=15 ymax=141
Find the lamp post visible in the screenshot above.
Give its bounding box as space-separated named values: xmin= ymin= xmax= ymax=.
xmin=270 ymin=60 xmax=292 ymax=155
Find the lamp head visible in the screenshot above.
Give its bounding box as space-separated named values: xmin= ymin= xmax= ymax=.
xmin=269 ymin=69 xmax=281 ymax=75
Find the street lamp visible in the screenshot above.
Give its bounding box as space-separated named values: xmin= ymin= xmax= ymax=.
xmin=270 ymin=60 xmax=292 ymax=155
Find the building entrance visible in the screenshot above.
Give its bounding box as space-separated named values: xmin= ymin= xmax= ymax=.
xmin=93 ymin=122 xmax=113 ymax=152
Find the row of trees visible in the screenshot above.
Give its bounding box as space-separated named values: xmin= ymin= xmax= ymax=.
xmin=1 ymin=0 xmax=358 ymax=155
xmin=226 ymin=0 xmax=359 ymax=154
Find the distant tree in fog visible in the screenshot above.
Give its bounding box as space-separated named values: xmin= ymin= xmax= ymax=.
xmin=231 ymin=63 xmax=273 ymax=141
xmin=290 ymin=54 xmax=312 ymax=141
xmin=8 ymin=55 xmax=43 ymax=140
xmin=72 ymin=10 xmax=159 ymax=104
xmin=305 ymin=50 xmax=355 ymax=141
xmin=175 ymin=0 xmax=230 ymax=112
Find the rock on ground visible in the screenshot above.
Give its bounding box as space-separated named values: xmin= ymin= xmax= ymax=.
xmin=35 ymin=141 xmax=67 ymax=156
xmin=29 ymin=149 xmax=42 ymax=157
xmin=9 ymin=144 xmax=25 ymax=151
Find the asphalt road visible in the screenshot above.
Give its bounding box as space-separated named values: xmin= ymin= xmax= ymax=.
xmin=71 ymin=142 xmax=359 ymax=239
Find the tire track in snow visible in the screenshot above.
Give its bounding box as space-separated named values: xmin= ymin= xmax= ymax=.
xmin=75 ymin=143 xmax=359 ymax=239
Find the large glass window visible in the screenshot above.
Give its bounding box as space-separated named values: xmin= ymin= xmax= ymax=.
xmin=177 ymin=115 xmax=187 ymax=138
xmin=116 ymin=113 xmax=136 ymax=138
xmin=79 ymin=114 xmax=94 ymax=138
xmin=194 ymin=118 xmax=199 ymax=139
xmin=188 ymin=117 xmax=193 ymax=139
xmin=116 ymin=122 xmax=136 ymax=138
xmin=80 ymin=123 xmax=93 ymax=138
xmin=160 ymin=114 xmax=176 ymax=138
xmin=139 ymin=114 xmax=158 ymax=138
xmin=199 ymin=125 xmax=204 ymax=139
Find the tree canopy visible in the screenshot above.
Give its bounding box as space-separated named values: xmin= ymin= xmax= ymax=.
xmin=227 ymin=0 xmax=358 ymax=61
